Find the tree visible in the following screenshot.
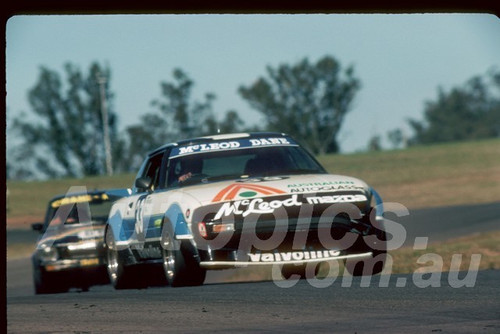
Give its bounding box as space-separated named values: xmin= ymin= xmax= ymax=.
xmin=124 ymin=113 xmax=173 ymax=170
xmin=367 ymin=134 xmax=382 ymax=151
xmin=238 ymin=56 xmax=361 ymax=155
xmin=387 ymin=128 xmax=404 ymax=149
xmin=408 ymin=69 xmax=500 ymax=145
xmin=150 ymin=68 xmax=217 ymax=139
xmin=11 ymin=62 xmax=124 ymax=178
xmin=6 ymin=109 xmax=34 ymax=180
xmin=125 ymin=68 xmax=246 ymax=169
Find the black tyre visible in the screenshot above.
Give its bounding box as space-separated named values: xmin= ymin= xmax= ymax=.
xmin=105 ymin=228 xmax=141 ymax=289
xmin=344 ymin=230 xmax=387 ymax=277
xmin=33 ymin=265 xmax=68 ymax=294
xmin=161 ymin=227 xmax=206 ymax=287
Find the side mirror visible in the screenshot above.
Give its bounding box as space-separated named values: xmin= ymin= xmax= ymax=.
xmin=135 ymin=176 xmax=153 ymax=193
xmin=31 ymin=223 xmax=44 ymax=233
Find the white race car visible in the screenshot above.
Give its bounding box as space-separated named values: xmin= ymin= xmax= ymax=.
xmin=105 ymin=133 xmax=387 ymax=288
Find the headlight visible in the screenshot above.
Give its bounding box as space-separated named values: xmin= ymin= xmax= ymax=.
xmin=38 ymin=245 xmax=58 ymax=261
xmin=198 ymin=221 xmax=235 ymax=239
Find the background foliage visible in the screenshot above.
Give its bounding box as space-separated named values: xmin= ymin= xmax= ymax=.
xmin=7 ymin=57 xmax=500 ymax=180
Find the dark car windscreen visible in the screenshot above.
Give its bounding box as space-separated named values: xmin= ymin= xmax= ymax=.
xmin=45 ymin=195 xmax=114 ymax=229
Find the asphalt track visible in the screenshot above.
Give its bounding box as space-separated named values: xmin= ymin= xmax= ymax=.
xmin=7 ymin=202 xmax=500 ymax=333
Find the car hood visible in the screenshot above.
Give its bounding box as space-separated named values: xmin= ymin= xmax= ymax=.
xmin=35 ymin=222 xmax=106 ymax=248
xmin=174 ymin=173 xmax=370 ymax=206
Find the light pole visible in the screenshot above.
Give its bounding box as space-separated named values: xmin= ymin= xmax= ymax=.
xmin=97 ymin=73 xmax=113 ymax=176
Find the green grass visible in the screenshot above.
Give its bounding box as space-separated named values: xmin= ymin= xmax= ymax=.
xmin=7 ymin=138 xmax=500 ymax=225
xmin=318 ymin=138 xmax=500 ymax=209
xmin=390 ymin=230 xmax=500 ymax=273
xmin=7 ymin=173 xmax=135 ymax=222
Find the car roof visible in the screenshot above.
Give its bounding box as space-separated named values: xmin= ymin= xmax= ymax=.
xmin=148 ymin=132 xmax=289 ymax=156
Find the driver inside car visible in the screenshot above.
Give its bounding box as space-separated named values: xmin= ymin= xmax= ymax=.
xmin=177 ymin=158 xmax=203 ymax=183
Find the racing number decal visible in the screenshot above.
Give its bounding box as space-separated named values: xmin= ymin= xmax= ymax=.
xmin=134 ymin=195 xmax=148 ymax=240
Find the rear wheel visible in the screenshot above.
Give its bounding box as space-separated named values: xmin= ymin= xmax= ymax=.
xmin=161 ymin=228 xmax=206 ymax=287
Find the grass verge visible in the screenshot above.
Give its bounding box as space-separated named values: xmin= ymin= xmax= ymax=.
xmin=318 ymin=138 xmax=500 ymax=209
xmin=7 ymin=243 xmax=36 ymax=260
xmin=6 ymin=173 xmax=135 ymax=228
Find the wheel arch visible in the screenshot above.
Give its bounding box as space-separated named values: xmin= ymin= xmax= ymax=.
xmin=161 ymin=204 xmax=201 ymax=264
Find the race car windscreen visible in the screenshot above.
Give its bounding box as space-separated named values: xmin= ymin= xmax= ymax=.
xmin=166 ymin=144 xmax=326 ymax=187
xmin=46 ymin=196 xmax=114 ymax=228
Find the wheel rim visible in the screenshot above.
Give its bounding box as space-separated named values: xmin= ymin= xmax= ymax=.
xmin=162 ymin=232 xmax=175 ymax=281
xmin=106 ymin=232 xmax=119 ymax=284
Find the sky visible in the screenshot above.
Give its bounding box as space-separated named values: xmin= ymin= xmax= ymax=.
xmin=6 ymin=14 xmax=500 ymax=153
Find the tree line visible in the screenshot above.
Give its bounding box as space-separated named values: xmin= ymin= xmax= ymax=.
xmin=371 ymin=68 xmax=500 ymax=151
xmin=7 ymin=56 xmax=500 ymax=180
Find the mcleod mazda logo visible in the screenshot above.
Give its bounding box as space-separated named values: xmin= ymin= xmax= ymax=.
xmin=212 ymin=184 xmax=285 ymax=202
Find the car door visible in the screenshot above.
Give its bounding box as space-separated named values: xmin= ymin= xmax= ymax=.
xmin=126 ymin=151 xmax=166 ymax=248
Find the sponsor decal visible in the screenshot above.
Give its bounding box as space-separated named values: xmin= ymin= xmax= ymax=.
xmin=249 ymin=137 xmax=290 ymax=146
xmin=214 ymin=194 xmax=301 ymax=220
xmin=135 ymin=245 xmax=162 ymax=258
xmin=80 ymin=258 xmax=99 ymax=266
xmin=239 ymin=191 xmax=257 ymax=198
xmin=287 ymin=181 xmax=364 ymax=193
xmin=287 ymin=181 xmax=356 ymax=187
xmin=213 ymin=193 xmax=368 ymax=219
xmin=212 ymin=183 xmax=285 ymax=202
xmin=290 ymin=185 xmax=363 ymax=193
xmin=170 ymin=137 xmax=298 ymax=158
xmin=306 ymin=194 xmax=367 ymax=204
xmin=237 ymin=176 xmax=289 ymax=183
xmin=248 ymin=249 xmax=341 ymax=262
xmin=51 ymin=193 xmax=109 ymax=208
xmin=77 ymin=229 xmax=104 ymax=239
xmin=178 ymin=141 xmax=241 ymax=155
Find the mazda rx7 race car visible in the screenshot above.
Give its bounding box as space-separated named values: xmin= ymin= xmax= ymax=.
xmin=105 ymin=132 xmax=387 ymax=288
xmin=32 ymin=190 xmax=116 ymax=294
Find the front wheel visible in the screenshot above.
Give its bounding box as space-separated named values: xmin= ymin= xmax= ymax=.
xmin=105 ymin=228 xmax=140 ymax=289
xmin=33 ymin=265 xmax=68 ymax=294
xmin=344 ymin=230 xmax=387 ymax=276
xmin=344 ymin=251 xmax=387 ymax=276
xmin=161 ymin=228 xmax=206 ymax=287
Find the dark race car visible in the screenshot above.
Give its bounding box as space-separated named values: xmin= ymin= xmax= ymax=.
xmin=105 ymin=132 xmax=387 ymax=288
xmin=31 ymin=190 xmax=122 ymax=294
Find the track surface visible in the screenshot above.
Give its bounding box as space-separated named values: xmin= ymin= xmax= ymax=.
xmin=7 ymin=202 xmax=500 ymax=333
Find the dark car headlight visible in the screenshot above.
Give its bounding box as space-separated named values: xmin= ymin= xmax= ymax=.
xmin=37 ymin=244 xmax=58 ymax=261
